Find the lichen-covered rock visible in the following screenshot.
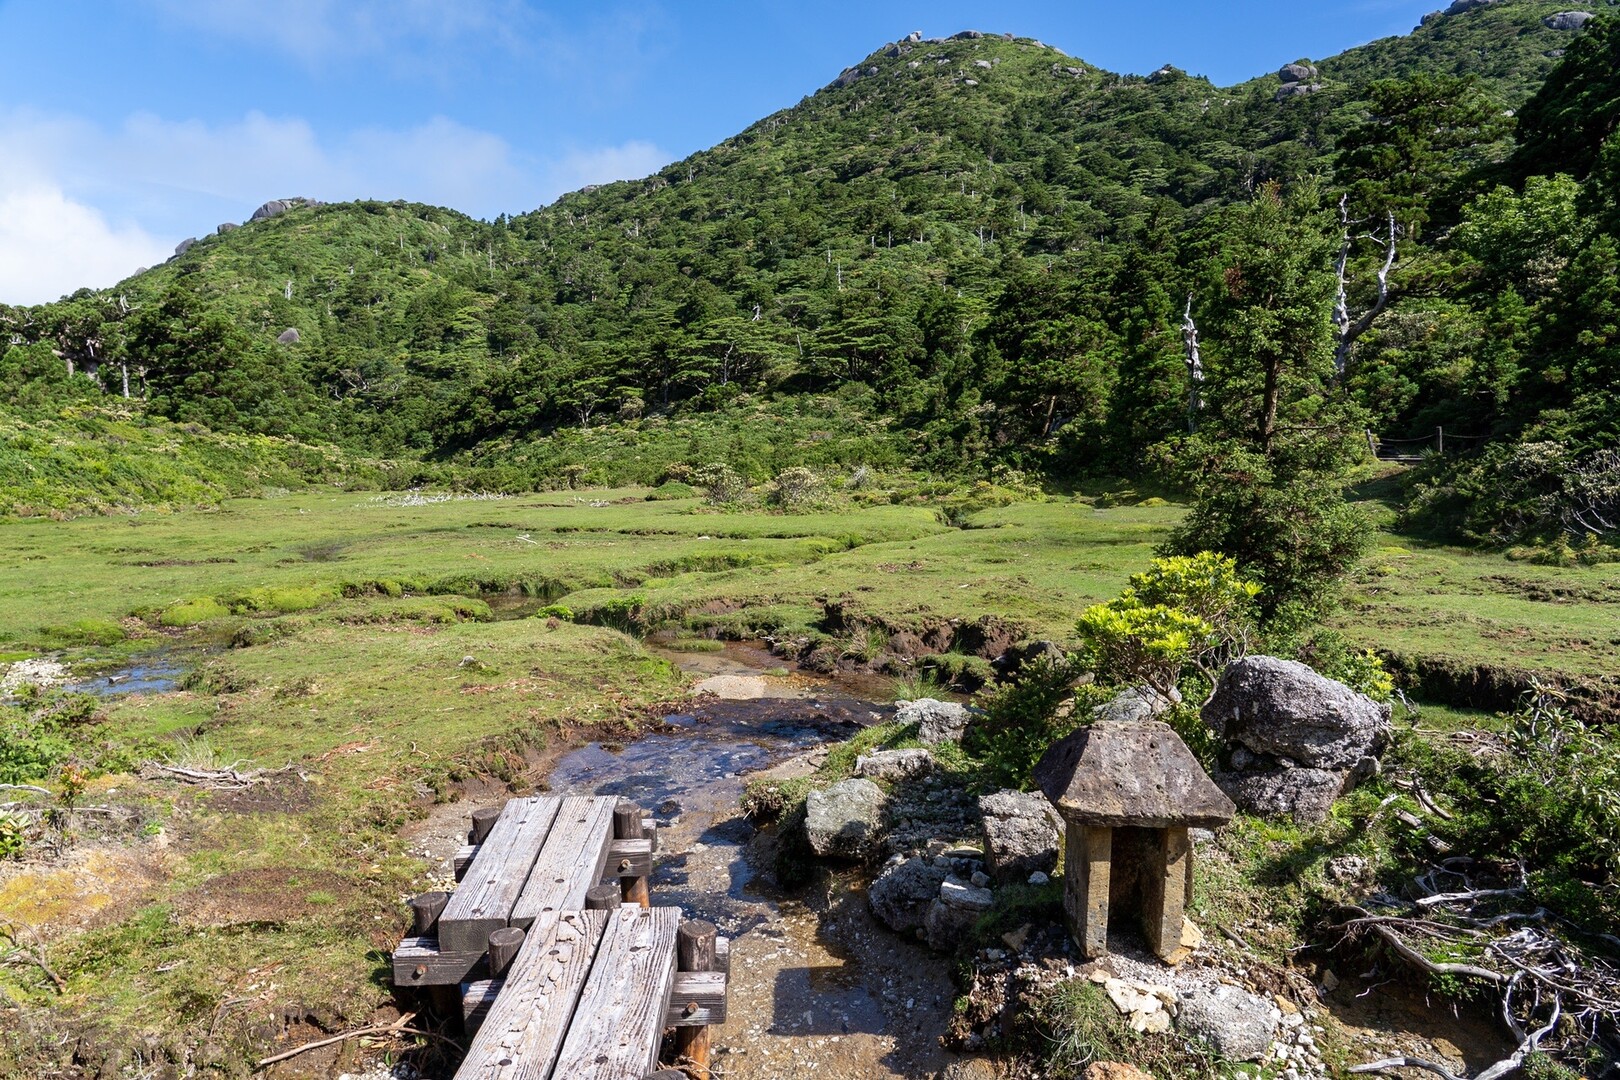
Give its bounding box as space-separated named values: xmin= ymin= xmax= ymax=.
xmin=1204 ymin=656 xmax=1391 ymax=770
xmin=869 ymin=856 xmax=949 ymax=933
xmin=805 ymin=778 xmax=885 ymax=858
xmin=977 ymin=789 xmax=1058 ymax=884
xmin=1278 ymin=62 xmax=1318 ymax=83
xmin=1445 ymin=0 xmax=1500 ymax=13
xmin=856 ymin=747 xmax=933 ymax=782
xmin=1175 ymin=984 xmax=1278 ymax=1061
xmin=276 ymin=328 xmax=301 ymax=345
xmin=1216 ymin=766 xmax=1346 ymax=825
xmin=897 ymin=698 xmax=973 ymax=745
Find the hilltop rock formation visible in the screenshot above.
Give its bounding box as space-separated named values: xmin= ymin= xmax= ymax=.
xmin=276 ymin=328 xmax=301 ymax=345
xmin=173 ymin=237 xmax=197 ymax=257
xmin=1275 ymin=61 xmax=1322 ymax=101
xmin=250 ymin=197 xmax=324 ymax=222
xmin=216 ymin=222 xmax=237 ymax=235
xmin=1446 ymin=0 xmax=1502 ymax=14
xmin=1544 ymin=10 xmax=1595 ymax=29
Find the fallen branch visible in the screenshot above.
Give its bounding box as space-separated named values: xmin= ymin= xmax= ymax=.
xmin=138 ymin=762 xmax=305 ymax=790
xmin=0 ymin=919 xmax=65 ymax=992
xmin=254 ymin=1011 xmax=417 ymax=1068
xmin=1350 ymin=1057 xmax=1461 ymax=1080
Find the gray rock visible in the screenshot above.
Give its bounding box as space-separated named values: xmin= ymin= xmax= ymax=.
xmin=250 ymin=199 xmax=291 ymax=221
xmin=897 ymin=698 xmax=973 ymax=745
xmin=906 ymin=30 xmax=922 ymax=43
xmin=1217 ymin=766 xmax=1346 ymax=825
xmin=276 ymin=328 xmax=301 ymax=345
xmin=974 ymin=59 xmax=993 ymax=70
xmin=1544 ymin=11 xmax=1594 ymax=29
xmin=216 ymin=222 xmax=238 ymax=235
xmin=805 ymin=778 xmax=886 ymax=858
xmin=1445 ymin=0 xmax=1500 ymax=13
xmin=950 ymin=30 xmax=984 ymax=39
xmin=924 ymin=896 xmax=975 ymax=950
xmin=1278 ymin=62 xmax=1318 ymax=84
xmin=869 ymin=856 xmax=949 ymax=933
xmin=1274 ymin=82 xmax=1323 ymax=101
xmin=174 ymin=238 xmax=196 ymax=257
xmin=970 ymin=869 xmax=991 ymax=888
xmin=1091 ymin=685 xmax=1179 ymax=725
xmin=939 ymin=877 xmax=994 ymax=911
xmin=1204 ymin=656 xmax=1391 ymax=770
xmin=1176 ymin=984 xmax=1278 ymax=1061
xmin=978 ymin=789 xmax=1059 ymax=884
xmin=856 ymin=748 xmax=934 ymax=782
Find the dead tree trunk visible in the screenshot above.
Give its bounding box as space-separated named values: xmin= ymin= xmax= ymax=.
xmin=1181 ymin=293 xmax=1204 ymax=433
xmin=1333 ymin=194 xmax=1399 ymax=382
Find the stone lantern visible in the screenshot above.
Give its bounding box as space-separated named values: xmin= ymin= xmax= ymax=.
xmin=1033 ymin=718 xmax=1235 ymax=962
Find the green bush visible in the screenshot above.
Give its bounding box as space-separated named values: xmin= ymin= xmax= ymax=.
xmin=645 ymin=481 xmax=698 ymax=501
xmin=535 ymin=604 xmax=575 ymax=621
xmin=0 ymin=812 xmax=28 ymax=859
xmin=230 ymin=584 xmax=338 ymax=615
xmin=158 ymin=596 xmax=230 ymax=627
xmin=42 ymin=618 xmax=127 ymax=647
xmin=966 ymin=659 xmax=1108 ymax=790
xmin=0 ymin=712 xmax=71 ymax=785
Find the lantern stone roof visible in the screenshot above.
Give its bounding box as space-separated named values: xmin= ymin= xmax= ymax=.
xmin=1033 ymin=719 xmax=1236 ymax=829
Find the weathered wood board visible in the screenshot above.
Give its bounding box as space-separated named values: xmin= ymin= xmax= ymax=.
xmin=510 ymin=795 xmax=615 ymax=928
xmin=454 ymin=909 xmax=609 ymax=1079
xmin=549 ymin=905 xmax=680 ymax=1079
xmin=438 ymin=798 xmax=560 ymax=954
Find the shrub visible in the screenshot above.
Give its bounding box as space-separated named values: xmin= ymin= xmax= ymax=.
xmin=966 ymin=658 xmax=1106 ymax=790
xmin=158 ymin=596 xmax=230 ymax=627
xmin=0 ymin=811 xmax=27 ymax=859
xmin=0 ymin=712 xmax=71 ymax=785
xmin=535 ymin=604 xmax=574 ymax=621
xmin=769 ymin=466 xmax=823 ymax=510
xmin=646 ymin=481 xmax=698 ymax=501
xmin=693 ymin=463 xmax=747 ymax=506
xmin=43 ymin=618 xmax=127 ymax=647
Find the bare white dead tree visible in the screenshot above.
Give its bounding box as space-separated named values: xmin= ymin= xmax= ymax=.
xmin=1333 ymin=193 xmax=1400 ymax=382
xmin=1181 ymin=292 xmax=1204 ymax=433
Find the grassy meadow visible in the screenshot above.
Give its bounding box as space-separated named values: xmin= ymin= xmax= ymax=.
xmin=2 ymin=485 xmax=1617 ymax=1073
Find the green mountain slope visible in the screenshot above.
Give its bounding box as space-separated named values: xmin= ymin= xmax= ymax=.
xmin=2 ymin=0 xmax=1617 ymax=533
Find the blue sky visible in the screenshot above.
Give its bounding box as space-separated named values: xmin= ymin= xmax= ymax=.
xmin=0 ymin=0 xmax=1441 ymax=304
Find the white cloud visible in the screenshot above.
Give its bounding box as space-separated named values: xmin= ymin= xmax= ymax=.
xmin=0 ymin=185 xmax=169 ymax=305
xmin=0 ymin=105 xmax=670 ymax=304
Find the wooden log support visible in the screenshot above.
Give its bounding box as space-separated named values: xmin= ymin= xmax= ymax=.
xmin=673 ymin=919 xmax=717 ymax=1079
xmin=487 ymin=926 xmax=524 ymax=978
xmin=461 ymin=977 xmax=502 ymax=1034
xmin=453 ymin=844 xmax=478 ymax=881
xmin=586 ymin=883 xmax=622 ymax=910
xmin=644 ymin=1072 xmax=688 ymax=1080
xmin=408 ymin=891 xmax=449 ymax=936
xmin=470 ymin=806 xmax=501 ymax=844
xmin=614 ymin=800 xmax=652 ymax=907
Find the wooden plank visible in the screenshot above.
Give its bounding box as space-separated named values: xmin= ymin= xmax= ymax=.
xmin=453 ymin=844 xmax=478 ymax=881
xmin=439 ymin=797 xmax=561 ymax=954
xmin=391 ymin=935 xmax=483 ymax=987
xmin=664 ymin=970 xmax=728 ymax=1026
xmin=510 ymin=796 xmax=616 ymax=929
xmin=550 ymin=906 xmax=680 ymax=1080
xmin=607 ymin=838 xmax=653 ymax=880
xmin=455 ymin=909 xmax=608 ymax=1080
xmin=461 ymin=977 xmax=503 ymax=1034
xmin=716 ymin=936 xmax=730 ymax=976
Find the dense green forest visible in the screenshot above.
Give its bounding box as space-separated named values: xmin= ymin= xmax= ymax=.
xmin=3 ymin=0 xmax=1618 ymax=546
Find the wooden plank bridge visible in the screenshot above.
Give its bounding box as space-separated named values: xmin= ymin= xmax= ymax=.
xmin=392 ymin=795 xmax=727 ymax=1080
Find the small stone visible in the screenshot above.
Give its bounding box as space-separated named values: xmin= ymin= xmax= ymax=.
xmin=1001 ymin=924 xmax=1031 ymax=951
xmin=969 ymin=870 xmax=991 ymax=888
xmin=1027 ymin=870 xmax=1049 ymax=885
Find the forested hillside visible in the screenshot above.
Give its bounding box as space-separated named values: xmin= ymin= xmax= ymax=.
xmin=3 ymin=0 xmax=1618 ymax=545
